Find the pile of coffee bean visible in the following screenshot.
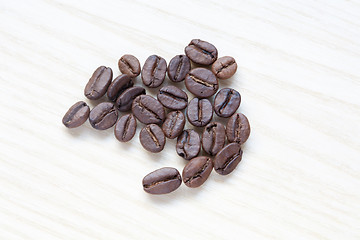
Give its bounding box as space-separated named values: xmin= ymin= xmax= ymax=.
xmin=62 ymin=39 xmax=250 ymax=195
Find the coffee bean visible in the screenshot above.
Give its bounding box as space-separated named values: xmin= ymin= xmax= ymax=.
xmin=157 ymin=85 xmax=188 ymax=110
xmin=141 ymin=55 xmax=167 ymax=88
xmin=107 ymin=74 xmax=134 ymax=102
xmin=62 ymin=101 xmax=90 ymax=128
xmin=202 ymin=122 xmax=226 ymax=156
xmin=162 ymin=111 xmax=185 ymax=139
xmin=114 ymin=114 xmax=137 ymax=142
xmin=89 ymin=102 xmax=118 ymax=130
xmin=182 ymin=156 xmax=213 ymax=188
xmin=211 ymin=56 xmax=237 ymax=79
xmin=213 ymin=88 xmax=241 ymax=118
xmin=140 ymin=124 xmax=166 ymax=153
xmin=185 ymin=39 xmax=218 ymax=65
xmin=226 ymin=113 xmax=250 ymax=144
xmin=84 ymin=66 xmax=113 ymax=100
xmin=213 ymin=143 xmax=243 ymax=175
xmin=167 ymin=55 xmax=191 ymax=82
xmin=142 ymin=167 xmax=182 ymax=194
xmin=176 ymin=129 xmax=201 ymax=160
xmin=185 ymin=68 xmax=219 ymax=98
xmin=187 ymin=98 xmax=213 ymax=127
xmin=115 ymin=86 xmax=146 ymax=112
xmin=118 ymin=54 xmax=141 ymax=78
xmin=132 ymin=95 xmax=165 ymax=125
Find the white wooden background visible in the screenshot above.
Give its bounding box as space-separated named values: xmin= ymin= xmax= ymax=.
xmin=0 ymin=0 xmax=359 ymax=239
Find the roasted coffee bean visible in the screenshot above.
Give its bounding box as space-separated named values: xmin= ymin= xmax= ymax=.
xmin=213 ymin=88 xmax=241 ymax=118
xmin=157 ymin=85 xmax=188 ymax=110
xmin=187 ymin=98 xmax=213 ymax=127
xmin=115 ymin=86 xmax=146 ymax=112
xmin=114 ymin=114 xmax=137 ymax=142
xmin=214 ymin=143 xmax=243 ymax=175
xmin=107 ymin=74 xmax=133 ymax=102
xmin=211 ymin=56 xmax=237 ymax=80
xmin=142 ymin=167 xmax=182 ymax=194
xmin=141 ymin=55 xmax=167 ymax=88
xmin=226 ymin=113 xmax=250 ymax=144
xmin=118 ymin=54 xmax=141 ymax=78
xmin=132 ymin=95 xmax=165 ymax=125
xmin=182 ymin=156 xmax=213 ymax=188
xmin=176 ymin=129 xmax=201 ymax=160
xmin=62 ymin=101 xmax=90 ymax=128
xmin=140 ymin=124 xmax=166 ymax=153
xmin=89 ymin=102 xmax=118 ymax=130
xmin=84 ymin=66 xmax=113 ymax=100
xmin=167 ymin=55 xmax=191 ymax=82
xmin=185 ymin=68 xmax=219 ymax=98
xmin=202 ymin=122 xmax=226 ymax=156
xmin=185 ymin=39 xmax=218 ymax=65
xmin=162 ymin=111 xmax=185 ymax=139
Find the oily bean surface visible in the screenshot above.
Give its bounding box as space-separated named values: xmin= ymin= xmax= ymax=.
xmin=185 ymin=68 xmax=218 ymax=98
xmin=141 ymin=55 xmax=167 ymax=88
xmin=132 ymin=95 xmax=165 ymax=125
xmin=202 ymin=122 xmax=226 ymax=156
xmin=116 ymin=86 xmax=146 ymax=112
xmin=162 ymin=111 xmax=185 ymax=139
xmin=167 ymin=54 xmax=191 ymax=82
xmin=157 ymin=85 xmax=188 ymax=110
xmin=182 ymin=156 xmax=213 ymax=188
xmin=213 ymin=88 xmax=241 ymax=118
xmin=211 ymin=56 xmax=237 ymax=79
xmin=114 ymin=114 xmax=137 ymax=142
xmin=176 ymin=129 xmax=201 ymax=160
xmin=84 ymin=66 xmax=113 ymax=100
xmin=107 ymin=74 xmax=133 ymax=101
xmin=214 ymin=143 xmax=243 ymax=175
xmin=142 ymin=167 xmax=182 ymax=194
xmin=185 ymin=39 xmax=218 ymax=65
xmin=187 ymin=98 xmax=213 ymax=127
xmin=226 ymin=113 xmax=250 ymax=144
xmin=140 ymin=124 xmax=166 ymax=153
xmin=89 ymin=102 xmax=118 ymax=130
xmin=118 ymin=54 xmax=141 ymax=78
xmin=62 ymin=101 xmax=90 ymax=128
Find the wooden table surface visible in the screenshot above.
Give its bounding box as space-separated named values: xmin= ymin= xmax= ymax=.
xmin=1 ymin=0 xmax=359 ymax=239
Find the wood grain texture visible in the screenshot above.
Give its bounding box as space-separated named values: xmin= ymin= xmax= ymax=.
xmin=0 ymin=0 xmax=359 ymax=239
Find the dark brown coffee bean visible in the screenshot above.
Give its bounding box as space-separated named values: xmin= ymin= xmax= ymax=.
xmin=176 ymin=129 xmax=201 ymax=160
xmin=213 ymin=143 xmax=243 ymax=175
xmin=107 ymin=74 xmax=133 ymax=102
xmin=62 ymin=101 xmax=90 ymax=128
xmin=202 ymin=122 xmax=226 ymax=156
xmin=187 ymin=98 xmax=213 ymax=127
xmin=157 ymin=85 xmax=188 ymax=110
xmin=162 ymin=111 xmax=185 ymax=139
xmin=182 ymin=156 xmax=213 ymax=188
xmin=115 ymin=86 xmax=146 ymax=112
xmin=141 ymin=55 xmax=167 ymax=88
xmin=132 ymin=95 xmax=165 ymax=125
xmin=167 ymin=55 xmax=191 ymax=82
xmin=84 ymin=66 xmax=113 ymax=100
xmin=185 ymin=39 xmax=218 ymax=65
xmin=213 ymin=88 xmax=241 ymax=118
xmin=211 ymin=56 xmax=237 ymax=80
xmin=226 ymin=113 xmax=250 ymax=144
xmin=142 ymin=167 xmax=182 ymax=194
xmin=118 ymin=54 xmax=141 ymax=78
xmin=140 ymin=124 xmax=166 ymax=153
xmin=114 ymin=114 xmax=137 ymax=142
xmin=185 ymin=68 xmax=219 ymax=98
xmin=89 ymin=102 xmax=118 ymax=130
